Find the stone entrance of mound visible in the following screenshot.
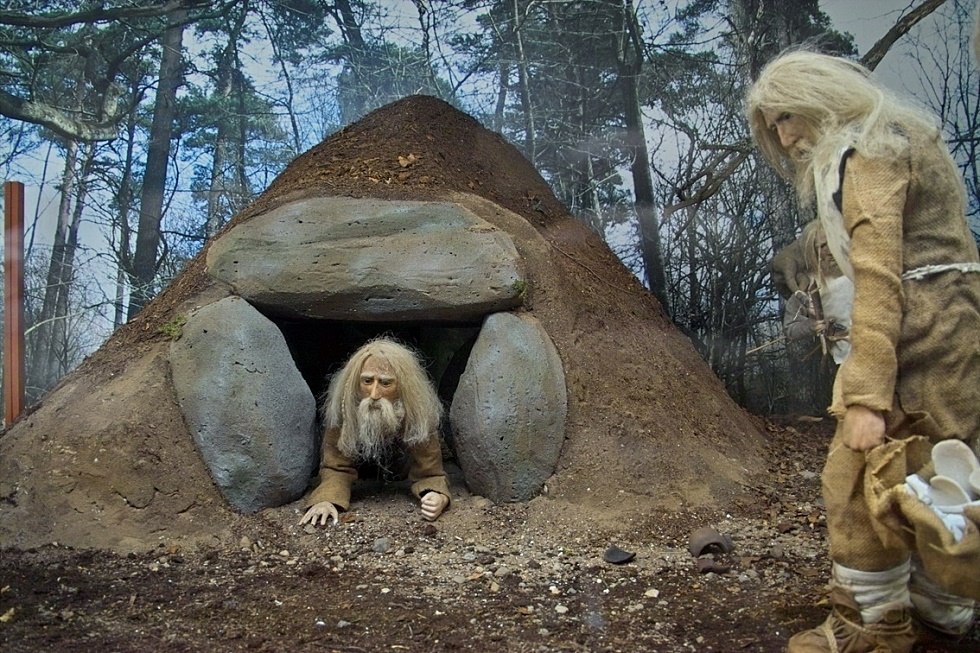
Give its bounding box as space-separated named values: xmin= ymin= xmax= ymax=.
xmin=167 ymin=196 xmax=567 ymax=514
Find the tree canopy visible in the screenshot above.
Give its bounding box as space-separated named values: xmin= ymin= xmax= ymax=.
xmin=1 ymin=0 xmax=974 ymax=416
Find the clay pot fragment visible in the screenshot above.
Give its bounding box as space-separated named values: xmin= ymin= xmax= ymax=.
xmin=687 ymin=526 xmax=735 ymax=557
xmin=696 ymin=557 xmax=731 ymax=574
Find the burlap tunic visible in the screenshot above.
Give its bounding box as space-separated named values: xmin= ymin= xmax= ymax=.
xmin=305 ymin=425 xmax=451 ymax=511
xmin=817 ymin=125 xmax=980 ymax=572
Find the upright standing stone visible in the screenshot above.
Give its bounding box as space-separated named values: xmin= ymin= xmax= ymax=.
xmin=450 ymin=312 xmax=567 ymax=502
xmin=169 ymin=297 xmax=317 ymax=512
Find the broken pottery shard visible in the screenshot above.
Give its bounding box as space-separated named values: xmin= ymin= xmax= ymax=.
xmin=696 ymin=557 xmax=731 ymax=574
xmin=687 ymin=526 xmax=735 ymax=557
xmin=603 ymin=545 xmax=636 ymax=565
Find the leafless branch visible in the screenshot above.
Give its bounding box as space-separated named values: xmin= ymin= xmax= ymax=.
xmin=860 ymin=0 xmax=949 ymax=71
xmin=0 ymin=0 xmax=209 ymax=29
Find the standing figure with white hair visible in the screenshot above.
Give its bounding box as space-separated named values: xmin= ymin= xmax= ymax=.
xmin=747 ymin=50 xmax=980 ymax=653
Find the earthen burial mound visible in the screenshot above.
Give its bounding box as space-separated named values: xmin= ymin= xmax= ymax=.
xmin=0 ymin=95 xmax=766 ymax=553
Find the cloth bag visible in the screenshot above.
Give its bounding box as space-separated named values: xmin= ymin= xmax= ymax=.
xmin=865 ymin=436 xmax=980 ymax=601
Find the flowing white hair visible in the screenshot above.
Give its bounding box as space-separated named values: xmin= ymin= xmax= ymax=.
xmin=800 ymin=220 xmax=823 ymax=277
xmin=745 ymin=49 xmax=939 ymax=204
xmin=324 ymin=337 xmax=443 ymax=447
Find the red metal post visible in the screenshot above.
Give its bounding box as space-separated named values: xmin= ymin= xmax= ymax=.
xmin=4 ymin=181 xmax=25 ymax=425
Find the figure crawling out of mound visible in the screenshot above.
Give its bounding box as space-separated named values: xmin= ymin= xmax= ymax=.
xmin=771 ymin=219 xmax=853 ymax=365
xmin=747 ymin=50 xmax=980 ymax=653
xmin=300 ymin=338 xmax=451 ymax=526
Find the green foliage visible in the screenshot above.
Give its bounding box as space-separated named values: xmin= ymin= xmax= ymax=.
xmin=511 ymin=279 xmax=529 ymax=300
xmin=159 ymin=314 xmax=187 ymax=340
xmin=0 ymin=1 xmax=221 ymax=140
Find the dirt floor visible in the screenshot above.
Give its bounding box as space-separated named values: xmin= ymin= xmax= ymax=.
xmin=1 ymin=96 xmax=976 ymax=651
xmin=2 ymin=418 xmax=976 ymax=652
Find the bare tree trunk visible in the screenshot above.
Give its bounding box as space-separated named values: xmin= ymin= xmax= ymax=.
xmin=579 ymin=154 xmax=603 ymax=231
xmin=493 ymin=62 xmax=509 ymax=133
xmin=29 ymin=139 xmax=77 ymax=387
xmin=331 ymin=0 xmax=369 ymax=121
xmin=411 ymin=0 xmax=443 ymax=95
xmin=113 ymin=97 xmax=139 ymax=329
xmin=513 ymin=0 xmax=536 ymax=163
xmin=205 ymin=45 xmax=235 ymax=240
xmin=573 ymin=59 xmax=601 ymax=230
xmin=205 ymin=6 xmax=249 ymax=240
xmin=45 ymin=142 xmax=94 ymax=378
xmin=258 ymin=7 xmax=303 ymax=153
xmin=234 ymin=69 xmax=250 ymax=213
xmin=616 ymin=0 xmax=666 ymax=305
xmin=129 ymin=8 xmax=186 ymax=320
xmin=25 ymin=141 xmax=54 ymax=262
xmin=685 ymin=205 xmax=699 ymax=328
xmin=114 ymin=267 xmax=127 ymax=329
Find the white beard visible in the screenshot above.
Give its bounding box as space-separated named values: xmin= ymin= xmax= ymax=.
xmin=790 ymin=138 xmax=814 ymax=164
xmin=341 ymin=397 xmax=406 ymax=462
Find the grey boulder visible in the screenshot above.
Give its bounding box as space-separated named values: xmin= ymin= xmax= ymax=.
xmin=168 ymin=297 xmax=318 ymax=513
xmin=450 ymin=312 xmax=567 ymax=502
xmin=206 ymin=197 xmax=525 ymax=321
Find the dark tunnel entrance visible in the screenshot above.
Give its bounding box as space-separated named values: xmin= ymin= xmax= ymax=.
xmin=271 ymin=317 xmax=481 ymax=454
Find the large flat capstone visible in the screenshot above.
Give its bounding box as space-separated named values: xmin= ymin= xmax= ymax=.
xmin=206 ymin=197 xmax=525 ymax=321
xmin=450 ymin=312 xmax=567 ymax=502
xmin=169 ymin=297 xmax=318 ymax=513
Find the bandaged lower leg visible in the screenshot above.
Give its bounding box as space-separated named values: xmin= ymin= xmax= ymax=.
xmin=910 ymin=558 xmax=975 ymax=635
xmin=832 ymin=560 xmax=911 ymax=623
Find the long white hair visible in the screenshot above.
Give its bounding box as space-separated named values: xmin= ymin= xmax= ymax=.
xmin=324 ymin=337 xmax=443 ymax=452
xmin=745 ymin=49 xmax=940 ymax=204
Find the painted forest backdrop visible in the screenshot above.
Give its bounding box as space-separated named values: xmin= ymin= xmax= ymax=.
xmin=1 ymin=0 xmax=977 ymax=418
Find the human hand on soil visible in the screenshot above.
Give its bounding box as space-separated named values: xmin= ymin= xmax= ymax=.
xmin=300 ymin=501 xmax=339 ymax=527
xmin=420 ymin=492 xmax=449 ymax=521
xmin=841 ymin=405 xmax=885 ymax=452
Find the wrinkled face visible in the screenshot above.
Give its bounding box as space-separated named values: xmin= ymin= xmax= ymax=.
xmin=817 ymin=234 xmax=841 ymax=277
xmin=817 ymin=233 xmax=831 ymax=260
xmin=762 ymin=109 xmax=813 ymax=160
xmin=359 ymin=355 xmax=399 ymax=403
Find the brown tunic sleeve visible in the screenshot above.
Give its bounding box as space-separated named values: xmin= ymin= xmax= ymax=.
xmin=834 ymin=150 xmax=909 ymax=413
xmin=306 ymin=426 xmax=357 ymax=511
xmin=407 ymin=431 xmax=451 ymax=505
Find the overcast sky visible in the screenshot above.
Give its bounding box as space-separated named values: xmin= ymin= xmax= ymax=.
xmin=822 ymin=0 xmax=914 ymax=53
xmin=820 ymin=0 xmax=967 ymax=100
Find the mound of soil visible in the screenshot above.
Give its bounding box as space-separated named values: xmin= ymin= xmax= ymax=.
xmin=2 ymin=95 xmax=763 ymax=551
